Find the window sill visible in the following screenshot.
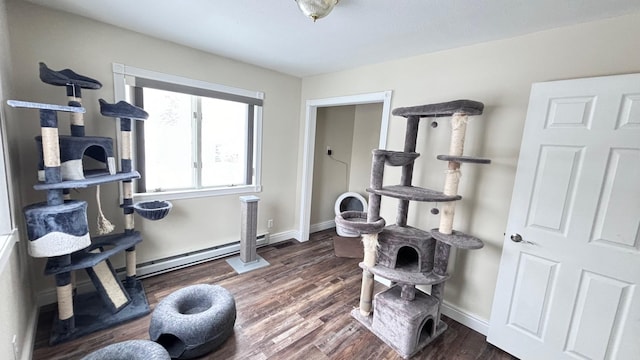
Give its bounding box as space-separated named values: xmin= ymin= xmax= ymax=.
xmin=133 ymin=184 xmax=262 ymax=202
xmin=0 ymin=228 xmax=19 ymax=273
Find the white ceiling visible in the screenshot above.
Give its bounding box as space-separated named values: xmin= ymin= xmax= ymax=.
xmin=24 ymin=0 xmax=640 ymax=77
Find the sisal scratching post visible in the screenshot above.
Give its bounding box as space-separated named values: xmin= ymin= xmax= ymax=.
xmin=438 ymin=113 xmax=467 ymax=235
xmin=120 ymin=120 xmax=134 ymax=221
xmin=85 ymin=249 xmax=131 ymax=313
xmin=357 ymin=152 xmax=386 ymax=316
xmin=40 ymin=110 xmax=64 ymax=205
xmin=68 ymin=94 xmax=84 ymax=136
xmin=226 ymin=196 xmax=270 ymax=274
xmin=120 ymin=118 xmax=137 ymax=280
xmin=65 ymin=80 xmax=86 ymax=136
xmin=433 ymin=113 xmax=469 ymax=323
xmin=57 ymin=283 xmax=73 ymax=320
xmin=54 ymin=257 xmax=75 ymax=333
xmin=40 ymin=108 xmax=77 ymax=328
xmin=240 ymin=196 xmax=259 ymax=263
xmin=359 ymin=233 xmax=379 ymax=316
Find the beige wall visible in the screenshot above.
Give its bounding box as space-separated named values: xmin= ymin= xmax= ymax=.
xmin=349 ymin=103 xmax=382 ymax=194
xmin=310 ymin=105 xmax=355 ymax=224
xmin=299 ymin=12 xmax=640 ymax=321
xmin=0 ymin=0 xmax=36 ymax=359
xmin=6 ymin=1 xmax=301 ymax=295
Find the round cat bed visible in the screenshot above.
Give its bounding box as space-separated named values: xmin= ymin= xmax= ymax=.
xmin=334 ymin=192 xmax=367 ymax=237
xmin=335 ymin=211 xmax=386 ymax=235
xmin=150 ymin=284 xmax=236 ymax=359
xmin=81 ymin=340 xmax=170 ymax=360
xmin=133 ymin=200 xmax=172 ymax=220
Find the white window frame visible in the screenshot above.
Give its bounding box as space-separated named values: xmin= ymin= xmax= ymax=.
xmin=112 ymin=63 xmax=263 ymax=201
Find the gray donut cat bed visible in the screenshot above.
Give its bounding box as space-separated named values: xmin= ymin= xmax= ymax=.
xmin=81 ymin=340 xmax=170 ymax=360
xmin=149 ymin=284 xmax=236 ymax=359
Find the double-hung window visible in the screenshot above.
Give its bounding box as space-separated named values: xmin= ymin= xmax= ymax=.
xmin=112 ymin=64 xmax=263 ymax=200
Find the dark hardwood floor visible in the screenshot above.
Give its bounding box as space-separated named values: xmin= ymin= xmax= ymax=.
xmin=33 ymin=229 xmax=517 ymax=359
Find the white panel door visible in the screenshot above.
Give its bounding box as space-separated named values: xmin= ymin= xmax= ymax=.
xmin=488 ymin=74 xmax=640 ymax=360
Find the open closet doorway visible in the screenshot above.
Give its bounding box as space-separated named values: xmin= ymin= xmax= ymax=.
xmin=298 ymin=91 xmax=392 ymax=241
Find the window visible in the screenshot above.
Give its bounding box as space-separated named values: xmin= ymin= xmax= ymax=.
xmin=112 ymin=64 xmax=263 ymax=200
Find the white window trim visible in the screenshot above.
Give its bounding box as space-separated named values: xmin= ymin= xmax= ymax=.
xmin=0 ymin=229 xmax=19 ymax=272
xmin=0 ymin=110 xmax=17 ymax=272
xmin=112 ymin=63 xmax=263 ymax=201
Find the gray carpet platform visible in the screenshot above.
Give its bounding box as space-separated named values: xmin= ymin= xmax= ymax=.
xmin=50 ymin=278 xmax=150 ymax=345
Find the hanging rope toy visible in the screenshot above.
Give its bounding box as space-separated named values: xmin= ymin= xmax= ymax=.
xmin=96 ymin=185 xmax=115 ymax=235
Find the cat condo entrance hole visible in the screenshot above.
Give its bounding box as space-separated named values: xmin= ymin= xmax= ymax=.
xmin=419 ymin=317 xmax=436 ymax=344
xmin=395 ymin=246 xmax=420 ymax=272
xmin=335 ymin=192 xmax=367 ymax=214
xmin=81 ymin=145 xmax=112 ymax=177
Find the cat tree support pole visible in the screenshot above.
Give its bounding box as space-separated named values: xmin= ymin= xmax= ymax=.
xmin=361 ymin=115 xmax=423 ymax=307
xmin=359 ymin=151 xmax=386 ymax=316
xmin=432 ymin=113 xmax=468 ymax=316
xmin=40 ymin=108 xmax=76 ymax=331
xmin=396 ymin=115 xmax=419 ymax=227
xmin=120 ymin=117 xmax=137 ymax=280
xmin=67 ymin=83 xmax=85 ymax=137
xmin=359 ymin=233 xmax=377 ymax=316
xmin=63 ymin=82 xmax=80 ymax=301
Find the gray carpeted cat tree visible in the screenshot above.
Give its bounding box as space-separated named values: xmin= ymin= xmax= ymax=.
xmin=335 ymin=99 xmax=489 ymax=359
xmin=8 ymin=63 xmax=171 ymax=345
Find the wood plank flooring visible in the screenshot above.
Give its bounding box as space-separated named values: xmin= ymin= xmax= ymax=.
xmin=32 ymin=229 xmax=517 ymax=359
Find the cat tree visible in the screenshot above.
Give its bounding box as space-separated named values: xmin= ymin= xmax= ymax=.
xmin=335 ymin=99 xmax=489 ymax=358
xmin=9 ymin=63 xmax=169 ymax=345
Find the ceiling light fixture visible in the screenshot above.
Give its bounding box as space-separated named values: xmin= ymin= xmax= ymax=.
xmin=295 ymin=0 xmax=339 ymax=22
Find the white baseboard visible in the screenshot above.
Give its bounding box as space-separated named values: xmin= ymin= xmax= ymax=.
xmin=268 ymin=230 xmax=299 ymax=244
xmin=309 ymin=220 xmax=335 ymax=234
xmin=441 ymin=301 xmax=489 ymax=336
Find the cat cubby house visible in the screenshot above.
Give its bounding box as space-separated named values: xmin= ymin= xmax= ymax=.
xmin=336 ymin=99 xmax=490 ymax=359
xmin=10 ymin=63 xmax=170 ymax=345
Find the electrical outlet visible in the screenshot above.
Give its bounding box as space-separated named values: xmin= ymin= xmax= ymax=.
xmin=267 ymin=219 xmax=274 ymax=229
xmin=12 ymin=334 xmax=19 ymax=360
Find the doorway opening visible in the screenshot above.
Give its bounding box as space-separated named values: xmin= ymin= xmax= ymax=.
xmin=298 ymin=91 xmax=392 ymax=241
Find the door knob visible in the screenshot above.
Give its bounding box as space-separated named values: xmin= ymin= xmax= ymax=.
xmin=510 ymin=233 xmax=534 ymax=245
xmin=510 ymin=233 xmax=523 ymax=242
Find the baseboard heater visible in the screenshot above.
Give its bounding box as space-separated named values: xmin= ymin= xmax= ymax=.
xmin=117 ymin=233 xmax=270 ymax=279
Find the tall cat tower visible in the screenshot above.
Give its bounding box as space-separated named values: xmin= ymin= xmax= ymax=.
xmin=335 ymin=99 xmax=489 ymax=359
xmin=9 ymin=63 xmax=169 ymax=345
